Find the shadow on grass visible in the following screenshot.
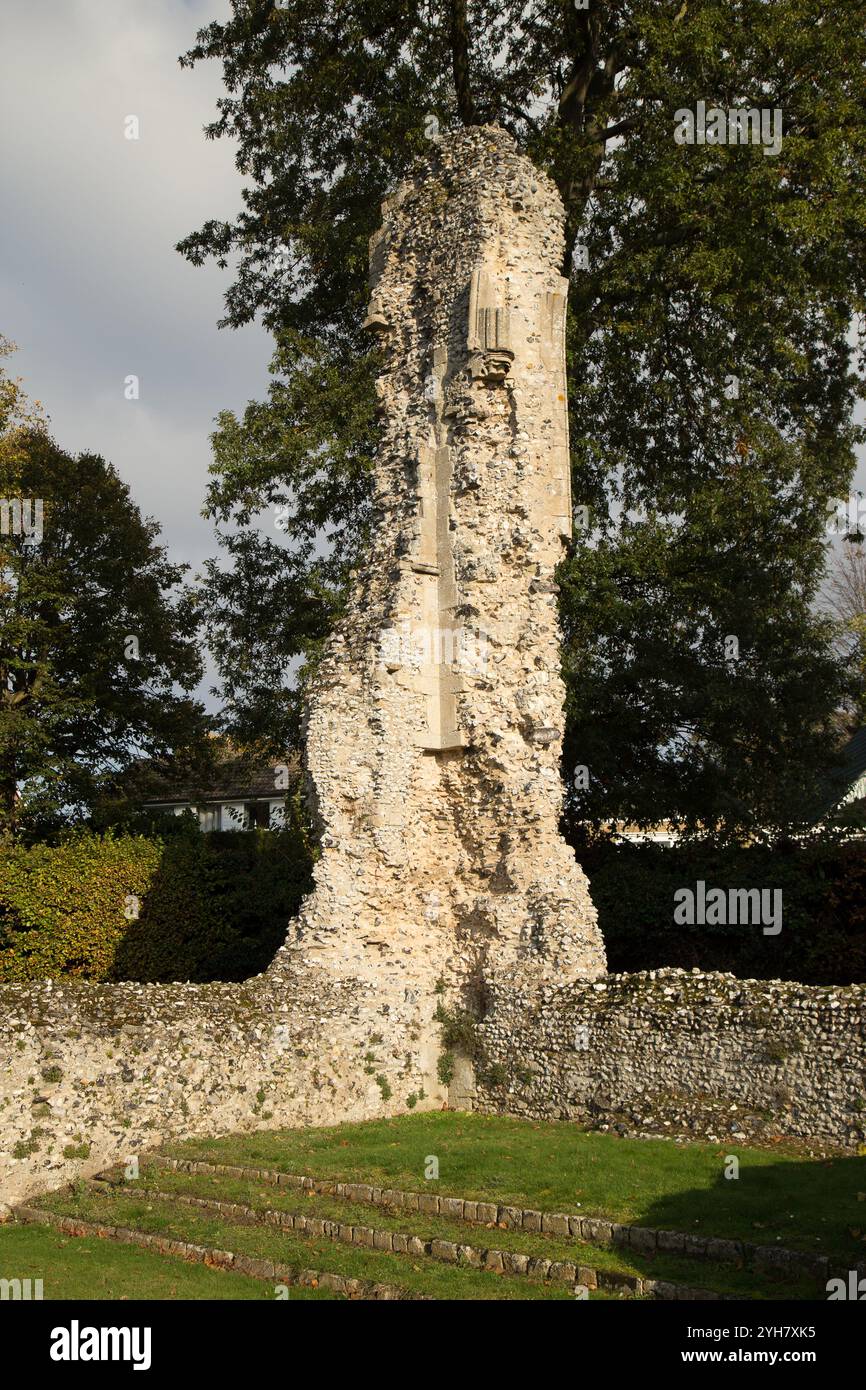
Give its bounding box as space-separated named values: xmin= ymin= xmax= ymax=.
xmin=631 ymin=1152 xmax=866 ymax=1272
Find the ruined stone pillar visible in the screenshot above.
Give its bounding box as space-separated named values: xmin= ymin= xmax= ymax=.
xmin=275 ymin=127 xmax=606 ymax=1012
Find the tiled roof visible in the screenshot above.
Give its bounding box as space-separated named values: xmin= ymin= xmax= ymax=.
xmin=136 ymin=753 xmax=299 ymax=805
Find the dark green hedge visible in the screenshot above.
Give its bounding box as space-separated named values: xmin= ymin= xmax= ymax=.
xmin=0 ymin=819 xmax=314 ymax=984
xmin=579 ymin=839 xmax=866 ymax=985
xmin=4 ymin=820 xmax=863 ymax=986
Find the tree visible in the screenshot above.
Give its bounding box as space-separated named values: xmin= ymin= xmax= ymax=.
xmin=0 ymin=349 xmax=210 ymax=839
xmin=179 ymin=0 xmax=866 ymax=836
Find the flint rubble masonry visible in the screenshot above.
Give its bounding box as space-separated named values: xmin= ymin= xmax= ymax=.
xmin=278 ymin=125 xmax=606 ymax=999
xmin=474 ymin=969 xmax=865 ymax=1149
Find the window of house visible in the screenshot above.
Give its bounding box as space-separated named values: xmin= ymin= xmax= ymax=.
xmin=219 ymin=802 xmax=248 ymax=831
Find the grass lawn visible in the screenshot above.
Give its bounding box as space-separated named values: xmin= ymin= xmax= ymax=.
xmin=121 ymin=1164 xmax=822 ymax=1299
xmin=162 ymin=1111 xmax=866 ymax=1267
xmin=0 ymin=1222 xmax=337 ymax=1300
xmin=11 ymin=1112 xmax=858 ymax=1300
xmin=32 ymin=1187 xmax=577 ymax=1300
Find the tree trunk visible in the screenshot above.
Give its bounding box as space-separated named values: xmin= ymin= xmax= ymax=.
xmin=0 ymin=762 xmax=17 ymax=843
xmin=449 ymin=0 xmax=476 ymax=126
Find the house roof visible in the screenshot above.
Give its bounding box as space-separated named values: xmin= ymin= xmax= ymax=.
xmin=135 ymin=752 xmax=299 ymax=806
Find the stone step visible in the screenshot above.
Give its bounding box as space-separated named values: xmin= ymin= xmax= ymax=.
xmin=147 ymin=1152 xmax=839 ymax=1283
xmin=11 ymin=1203 xmax=427 ymax=1301
xmin=89 ymin=1178 xmax=737 ymax=1300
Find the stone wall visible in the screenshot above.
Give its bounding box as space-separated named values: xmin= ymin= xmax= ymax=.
xmin=5 ymin=963 xmax=861 ymax=1212
xmin=0 ymin=963 xmax=441 ymax=1209
xmin=470 ymin=968 xmax=866 ymax=1148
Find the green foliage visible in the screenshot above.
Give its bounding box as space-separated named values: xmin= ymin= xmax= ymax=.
xmin=0 ymin=367 xmax=210 ymax=839
xmin=434 ymin=1002 xmax=480 ymax=1089
xmin=178 ymin=0 xmax=866 ymax=835
xmin=433 ymin=1002 xmax=480 ymax=1060
xmin=62 ymin=1142 xmax=91 ymax=1160
xmin=12 ymin=1129 xmax=45 ymax=1158
xmin=478 ymin=1061 xmax=509 ymax=1090
xmin=436 ymin=1051 xmax=455 ymax=1087
xmin=0 ymin=832 xmax=162 ymax=981
xmin=580 ymin=838 xmax=866 ymax=984
xmin=198 ymin=358 xmax=378 ymax=755
xmin=0 ymin=821 xmax=313 ymax=984
xmin=113 ymin=825 xmax=312 ymax=984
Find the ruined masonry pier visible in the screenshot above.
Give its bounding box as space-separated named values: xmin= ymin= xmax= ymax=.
xmin=275 ymin=126 xmax=606 ymax=1010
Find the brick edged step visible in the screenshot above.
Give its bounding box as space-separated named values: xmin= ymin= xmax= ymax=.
xmin=99 ymin=1181 xmax=722 ymax=1301
xmin=149 ymin=1154 xmax=833 ymax=1283
xmin=12 ymin=1204 xmax=427 ymax=1301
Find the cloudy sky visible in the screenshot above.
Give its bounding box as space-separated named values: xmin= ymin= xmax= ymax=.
xmin=0 ymin=0 xmax=271 ymax=599
xmin=2 ymin=0 xmax=863 ymax=717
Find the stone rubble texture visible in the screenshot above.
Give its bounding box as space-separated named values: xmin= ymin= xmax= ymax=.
xmin=0 ymin=129 xmax=862 ymax=1209
xmin=275 ymin=124 xmax=606 ymax=1000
